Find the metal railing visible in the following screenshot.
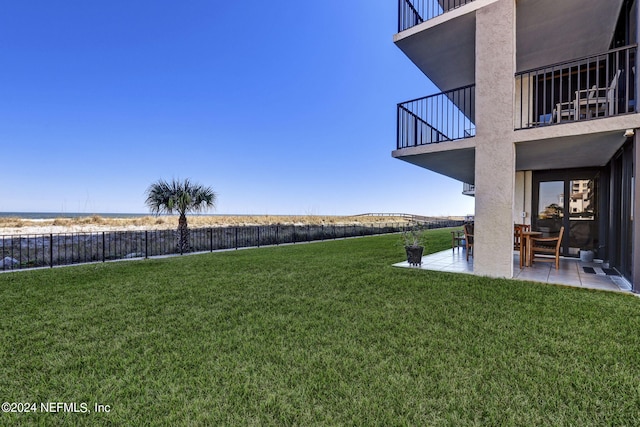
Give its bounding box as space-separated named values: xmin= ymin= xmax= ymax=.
xmin=354 ymin=213 xmax=465 ymax=223
xmin=0 ymin=220 xmax=464 ymax=271
xmin=398 ymin=0 xmax=476 ymax=32
xmin=515 ymin=45 xmax=637 ymax=130
xmin=397 ymin=85 xmax=475 ymax=149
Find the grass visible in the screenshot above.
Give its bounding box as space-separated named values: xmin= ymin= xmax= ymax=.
xmin=1 ymin=229 xmax=639 ymax=425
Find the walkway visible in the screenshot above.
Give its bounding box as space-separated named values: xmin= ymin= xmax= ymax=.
xmin=393 ymin=249 xmax=633 ymax=293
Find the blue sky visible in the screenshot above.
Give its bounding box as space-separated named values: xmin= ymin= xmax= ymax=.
xmin=0 ymin=1 xmax=475 ymax=216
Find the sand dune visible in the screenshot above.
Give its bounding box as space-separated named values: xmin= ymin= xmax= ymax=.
xmin=0 ymin=215 xmax=413 ymax=235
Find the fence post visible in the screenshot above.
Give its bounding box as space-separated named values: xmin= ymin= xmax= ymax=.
xmin=235 ymin=227 xmax=238 ymax=250
xmin=209 ymin=228 xmax=213 ymax=252
xmin=145 ymin=230 xmax=148 ymax=259
xmin=102 ymin=232 xmax=106 ymax=262
xmin=257 ymin=226 xmax=260 ymax=248
xmin=49 ymin=234 xmax=53 ymax=268
xmin=276 ymin=225 xmax=279 ymax=245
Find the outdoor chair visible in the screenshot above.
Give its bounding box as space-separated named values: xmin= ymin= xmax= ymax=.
xmin=513 ymin=223 xmax=530 ymax=251
xmin=554 ymin=101 xmax=576 ymax=123
xmin=575 ymin=70 xmax=622 ymax=119
xmin=554 ymin=70 xmax=622 ymax=122
xmin=463 ymin=223 xmax=474 ymax=262
xmin=530 ymin=226 xmax=565 ymax=270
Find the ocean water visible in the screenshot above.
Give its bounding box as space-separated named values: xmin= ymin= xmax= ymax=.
xmin=0 ymin=212 xmax=248 ymax=220
xmin=0 ymin=212 xmax=149 ymax=220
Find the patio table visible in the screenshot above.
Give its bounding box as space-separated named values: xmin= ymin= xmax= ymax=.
xmin=521 ymin=231 xmax=542 ymax=268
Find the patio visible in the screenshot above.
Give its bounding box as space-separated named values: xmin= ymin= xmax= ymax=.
xmin=394 ymin=248 xmax=634 ymax=294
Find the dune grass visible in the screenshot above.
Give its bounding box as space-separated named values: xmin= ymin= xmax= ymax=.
xmin=1 ymin=229 xmax=639 ymax=425
xmin=0 ymin=214 xmax=414 ymax=232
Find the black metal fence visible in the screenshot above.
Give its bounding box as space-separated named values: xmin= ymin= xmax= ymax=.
xmin=398 ymin=0 xmax=476 ymax=32
xmin=0 ymin=220 xmax=464 ymax=271
xmin=397 ymin=85 xmax=475 ymax=149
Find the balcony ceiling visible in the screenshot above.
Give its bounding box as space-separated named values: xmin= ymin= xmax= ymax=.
xmin=394 ymin=11 xmax=476 ymax=92
xmin=394 ymin=0 xmax=624 ymax=91
xmin=516 ymin=131 xmax=628 ymax=171
xmin=517 ymin=0 xmax=624 ymax=72
xmin=394 ymin=129 xmax=629 ymax=186
xmin=394 ymin=145 xmax=476 ymax=185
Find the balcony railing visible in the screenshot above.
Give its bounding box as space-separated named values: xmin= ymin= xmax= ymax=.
xmin=397 ymin=85 xmax=475 ymax=149
xmin=462 ymin=183 xmax=475 ymax=196
xmin=398 ymin=0 xmax=476 ymax=32
xmin=515 ymin=45 xmax=637 ymax=130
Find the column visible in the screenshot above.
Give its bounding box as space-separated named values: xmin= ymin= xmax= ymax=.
xmin=473 ymin=0 xmax=516 ymax=278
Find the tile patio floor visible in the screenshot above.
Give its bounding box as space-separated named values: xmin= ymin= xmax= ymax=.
xmin=393 ymin=248 xmax=634 ymax=294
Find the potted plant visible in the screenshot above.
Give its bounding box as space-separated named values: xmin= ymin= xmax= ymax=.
xmin=579 ymin=248 xmax=594 ymax=263
xmin=402 ymin=224 xmax=428 ymax=266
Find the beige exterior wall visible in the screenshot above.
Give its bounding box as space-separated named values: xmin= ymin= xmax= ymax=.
xmin=473 ymin=0 xmax=516 ymax=278
xmin=514 ymin=171 xmax=532 ymax=225
xmin=513 ymin=114 xmax=640 ymax=144
xmin=514 ymin=74 xmax=533 ymax=128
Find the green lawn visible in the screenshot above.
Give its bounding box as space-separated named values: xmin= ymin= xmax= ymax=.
xmin=1 ymin=229 xmax=639 ymax=426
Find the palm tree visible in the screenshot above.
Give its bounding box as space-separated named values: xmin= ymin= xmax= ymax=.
xmin=145 ymin=178 xmax=217 ymax=253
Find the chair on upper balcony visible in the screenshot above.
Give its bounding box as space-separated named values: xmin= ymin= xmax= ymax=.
xmin=554 ymin=100 xmax=576 ymax=123
xmin=574 ymin=69 xmax=622 ymax=119
xmin=554 ymin=70 xmax=622 ymax=123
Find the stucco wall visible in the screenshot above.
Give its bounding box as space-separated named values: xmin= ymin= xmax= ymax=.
xmin=514 ymin=171 xmax=532 ymax=225
xmin=473 ymin=0 xmax=516 ymax=278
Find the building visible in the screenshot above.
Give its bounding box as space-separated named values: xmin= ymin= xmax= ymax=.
xmin=392 ymin=0 xmax=640 ymax=290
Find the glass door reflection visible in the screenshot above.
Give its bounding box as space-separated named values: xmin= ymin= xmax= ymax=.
xmin=568 ymin=178 xmax=598 ymax=255
xmin=533 ymin=171 xmax=600 ymax=257
xmin=536 ymin=180 xmax=564 ymax=237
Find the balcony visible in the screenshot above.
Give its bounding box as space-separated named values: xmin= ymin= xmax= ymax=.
xmin=515 ymin=45 xmax=637 ymax=130
xmin=398 ymin=0 xmax=476 ymax=32
xmin=397 ymin=85 xmax=475 ymax=149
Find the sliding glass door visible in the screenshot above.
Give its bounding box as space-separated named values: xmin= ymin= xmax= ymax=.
xmin=609 ymin=141 xmax=634 ymax=281
xmin=533 ymin=170 xmax=600 ymax=257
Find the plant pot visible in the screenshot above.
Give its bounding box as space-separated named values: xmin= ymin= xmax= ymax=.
xmin=405 ymin=246 xmax=424 ymax=266
xmin=580 ymin=250 xmax=594 ymax=263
